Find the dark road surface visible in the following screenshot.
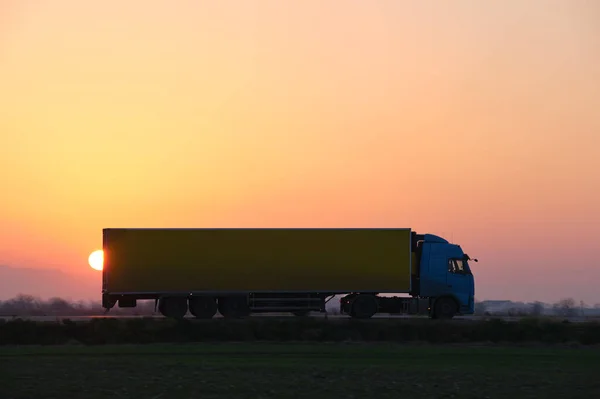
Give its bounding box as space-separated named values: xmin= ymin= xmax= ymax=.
xmin=0 ymin=313 xmax=594 ymax=323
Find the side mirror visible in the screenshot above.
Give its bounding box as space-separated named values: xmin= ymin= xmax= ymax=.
xmin=463 ymin=254 xmax=478 ymax=262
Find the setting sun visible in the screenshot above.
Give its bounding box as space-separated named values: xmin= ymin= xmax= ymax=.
xmin=88 ymin=250 xmax=104 ymax=271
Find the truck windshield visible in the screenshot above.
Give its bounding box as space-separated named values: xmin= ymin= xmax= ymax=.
xmin=448 ymin=259 xmax=471 ymax=275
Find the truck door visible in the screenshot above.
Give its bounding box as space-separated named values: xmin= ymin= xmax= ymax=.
xmin=446 ymin=259 xmax=473 ymax=311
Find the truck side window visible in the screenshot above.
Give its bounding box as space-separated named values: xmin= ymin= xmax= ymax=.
xmin=455 ymin=260 xmax=465 ymax=273
xmin=448 ymin=259 xmax=456 ymax=273
xmin=448 ymin=259 xmax=466 ymax=274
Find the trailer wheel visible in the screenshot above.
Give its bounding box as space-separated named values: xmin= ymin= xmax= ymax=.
xmin=350 ymin=295 xmax=378 ymax=319
xmin=189 ymin=297 xmax=218 ymax=319
xmin=158 ymin=297 xmax=188 ymax=319
xmin=432 ymin=297 xmax=457 ymax=320
xmin=218 ymin=296 xmax=250 ymax=319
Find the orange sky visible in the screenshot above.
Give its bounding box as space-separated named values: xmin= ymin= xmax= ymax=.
xmin=1 ymin=1 xmax=599 ymax=304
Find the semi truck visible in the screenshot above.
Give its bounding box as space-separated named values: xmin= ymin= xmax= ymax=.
xmin=100 ymin=228 xmax=477 ymax=320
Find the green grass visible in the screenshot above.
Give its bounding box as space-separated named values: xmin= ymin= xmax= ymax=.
xmin=1 ymin=343 xmax=599 ymax=398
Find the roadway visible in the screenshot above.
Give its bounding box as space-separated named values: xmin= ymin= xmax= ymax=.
xmin=0 ymin=313 xmax=595 ymax=323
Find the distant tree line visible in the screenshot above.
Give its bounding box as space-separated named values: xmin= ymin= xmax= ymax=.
xmin=474 ymin=297 xmax=598 ymax=318
xmin=0 ymin=294 xmax=156 ymax=316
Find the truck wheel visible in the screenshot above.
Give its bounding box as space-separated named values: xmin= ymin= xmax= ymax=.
xmin=433 ymin=297 xmax=457 ymax=320
xmin=218 ymin=296 xmax=250 ymax=319
xmin=189 ymin=297 xmax=218 ymax=319
xmin=350 ymin=295 xmax=378 ymax=319
xmin=158 ymin=297 xmax=188 ymax=319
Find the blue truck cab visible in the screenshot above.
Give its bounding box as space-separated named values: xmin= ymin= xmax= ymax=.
xmin=413 ymin=233 xmax=476 ymax=318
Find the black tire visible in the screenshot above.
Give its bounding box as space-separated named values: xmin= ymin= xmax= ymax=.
xmin=158 ymin=297 xmax=188 ymax=319
xmin=350 ymin=295 xmax=378 ymax=319
xmin=218 ymin=296 xmax=250 ymax=319
xmin=189 ymin=297 xmax=218 ymax=319
xmin=433 ymin=297 xmax=457 ymax=320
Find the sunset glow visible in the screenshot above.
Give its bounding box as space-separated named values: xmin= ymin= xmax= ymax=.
xmin=88 ymin=250 xmax=103 ymax=271
xmin=1 ymin=1 xmax=599 ymax=304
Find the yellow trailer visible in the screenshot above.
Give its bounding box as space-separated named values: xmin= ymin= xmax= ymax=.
xmin=100 ymin=228 xmax=477 ymax=320
xmin=103 ymin=228 xmax=412 ymax=294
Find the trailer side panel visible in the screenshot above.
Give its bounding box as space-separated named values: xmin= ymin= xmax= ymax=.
xmin=103 ymin=228 xmax=412 ymax=294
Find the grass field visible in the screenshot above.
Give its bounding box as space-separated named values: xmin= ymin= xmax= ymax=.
xmin=1 ymin=343 xmax=599 ymax=398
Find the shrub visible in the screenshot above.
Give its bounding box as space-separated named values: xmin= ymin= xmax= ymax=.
xmin=0 ymin=317 xmax=599 ymax=346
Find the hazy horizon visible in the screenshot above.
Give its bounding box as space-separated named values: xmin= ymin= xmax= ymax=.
xmin=1 ymin=1 xmax=599 ymax=304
